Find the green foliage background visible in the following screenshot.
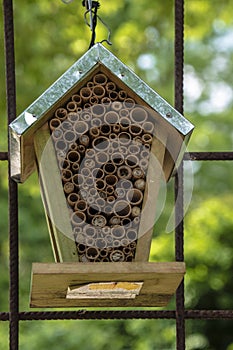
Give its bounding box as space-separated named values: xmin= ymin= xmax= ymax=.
xmin=0 ymin=0 xmax=233 ymax=349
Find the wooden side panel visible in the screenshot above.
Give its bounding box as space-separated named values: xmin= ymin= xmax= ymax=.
xmin=135 ymin=133 xmax=167 ymax=261
xmin=34 ymin=124 xmax=78 ymax=262
xmin=30 ymin=262 xmax=185 ymax=308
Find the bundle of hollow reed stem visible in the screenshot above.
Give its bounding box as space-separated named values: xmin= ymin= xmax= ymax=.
xmin=49 ymin=72 xmax=155 ymax=262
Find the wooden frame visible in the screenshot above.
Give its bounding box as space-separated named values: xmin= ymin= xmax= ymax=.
xmin=30 ymin=262 xmax=185 ymax=308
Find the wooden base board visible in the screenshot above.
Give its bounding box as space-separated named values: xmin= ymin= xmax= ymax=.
xmin=30 ymin=262 xmax=185 ymax=308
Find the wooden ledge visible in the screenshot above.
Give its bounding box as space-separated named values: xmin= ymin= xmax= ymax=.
xmin=30 ymin=262 xmax=185 ymax=308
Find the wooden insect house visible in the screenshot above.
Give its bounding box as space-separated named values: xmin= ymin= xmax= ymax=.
xmin=10 ymin=44 xmax=194 ymax=308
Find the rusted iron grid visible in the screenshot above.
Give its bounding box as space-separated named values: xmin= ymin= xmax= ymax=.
xmin=1 ymin=0 xmax=233 ymax=350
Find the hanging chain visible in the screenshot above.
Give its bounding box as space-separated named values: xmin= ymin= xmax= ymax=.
xmin=61 ymin=0 xmax=111 ymax=49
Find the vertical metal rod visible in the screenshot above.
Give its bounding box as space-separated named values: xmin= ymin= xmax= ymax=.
xmin=174 ymin=0 xmax=185 ymax=349
xmin=3 ymin=1 xmax=19 ymax=349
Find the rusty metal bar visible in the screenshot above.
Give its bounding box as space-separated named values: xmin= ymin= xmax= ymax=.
xmin=174 ymin=0 xmax=185 ymax=349
xmin=3 ymin=1 xmax=19 ymax=350
xmin=184 ymin=152 xmax=233 ymax=161
xmin=0 ymin=152 xmax=8 ymax=160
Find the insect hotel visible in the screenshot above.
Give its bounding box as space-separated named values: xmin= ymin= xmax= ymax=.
xmin=9 ymin=44 xmax=194 ymax=307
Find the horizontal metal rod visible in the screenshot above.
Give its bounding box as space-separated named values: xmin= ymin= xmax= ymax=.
xmin=1 ymin=310 xmax=233 ymax=321
xmin=184 ymin=152 xmax=233 ymax=161
xmin=0 ymin=152 xmax=8 ymax=160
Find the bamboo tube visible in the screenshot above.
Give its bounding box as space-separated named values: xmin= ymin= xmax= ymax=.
xmin=139 ymin=158 xmax=149 ymax=170
xmin=113 ymin=200 xmax=131 ymax=218
xmin=123 ymin=246 xmax=132 ymax=255
xmin=142 ymin=133 xmax=153 ymax=144
xmin=71 ymin=94 xmax=82 ymax=106
xmin=96 ymin=197 xmax=105 ymax=207
xmin=125 ymin=154 xmax=139 ymax=168
xmin=112 ymin=124 xmax=121 ymax=133
xmin=111 ymin=140 xmax=120 ymax=150
xmin=125 ymin=254 xmax=134 ymax=262
xmin=89 ymin=95 xmax=99 ymax=105
xmin=67 ymin=192 xmax=80 ymax=207
xmin=113 ymin=240 xmax=121 ymax=248
xmin=69 ymin=143 xmax=79 ymax=151
xmin=118 ymin=90 xmax=128 ymax=101
xmin=55 ymin=108 xmax=67 ymax=120
xmin=112 ymin=101 xmax=122 ymax=111
xmin=93 ymin=85 xmax=105 ymax=99
xmin=128 ymin=144 xmax=140 ymax=155
xmin=63 ymin=182 xmax=75 ymax=194
xmin=83 ymin=158 xmax=95 ymax=168
xmin=101 ymin=96 xmax=111 ymax=107
xmin=49 ymin=118 xmax=61 ymax=131
xmin=126 ymin=229 xmax=137 ymax=241
xmin=106 ymin=81 xmax=116 ymax=92
xmin=84 ymin=103 xmax=91 ymax=110
xmin=107 ymin=196 xmax=115 ymax=204
xmin=129 ymin=124 xmax=142 ymax=136
xmin=74 ymin=199 xmax=88 ymax=212
xmin=105 ymin=186 xmax=115 ymax=196
xmin=71 ymin=163 xmax=79 ymax=174
xmin=121 ymin=218 xmax=131 ymax=227
xmin=110 ymin=250 xmax=125 ymax=262
xmin=61 ymin=169 xmax=73 ymax=183
xmin=130 ymin=107 xmax=148 ymax=124
xmin=108 ymin=90 xmax=119 ymax=101
xmin=99 ymin=248 xmax=109 ymax=258
xmin=84 ymin=225 xmax=96 ymax=238
xmin=102 ymin=226 xmax=111 ymax=235
xmin=86 ymin=236 xmax=95 ymax=247
xmin=103 ymin=162 xmax=116 ymax=175
xmin=133 ymin=136 xmax=142 ymax=145
xmin=92 ymin=167 xmax=104 ymax=179
xmin=119 ymin=117 xmax=130 ymax=131
xmin=119 ymin=109 xmax=130 ymax=118
xmin=74 ymin=120 xmax=88 ymax=135
xmin=121 ymin=179 xmax=133 ymax=190
xmin=51 ymin=128 xmax=63 ymax=141
xmin=95 ymin=151 xmax=109 ymax=164
xmin=104 ymin=111 xmax=119 ymax=125
xmin=109 ymin=216 xmax=121 ymax=226
xmin=87 ymin=81 xmax=94 ymax=88
xmin=67 ymin=112 xmax=79 ymax=123
xmin=85 ymin=149 xmax=95 ymax=159
xmin=96 ymin=238 xmax=107 ymax=249
xmin=118 ymin=132 xmax=131 ymax=146
xmin=89 ymin=127 xmax=100 ymax=140
xmin=93 ymin=136 xmax=110 ymax=152
xmin=93 ymin=73 xmax=108 ymax=86
xmin=63 ymin=130 xmax=76 ymax=143
xmin=71 ymin=211 xmax=86 ymax=226
xmin=79 ymin=134 xmax=90 ymax=147
xmin=111 ymin=152 xmax=124 ymax=166
xmin=85 ymin=177 xmax=94 ymax=187
xmin=54 ymin=139 xmax=68 ymax=153
xmin=115 ymin=187 xmax=125 ymax=199
xmin=86 ymin=246 xmax=100 ymax=260
xmin=77 ymin=244 xmax=86 ymax=254
xmin=126 ymin=188 xmax=143 ymax=206
xmin=134 ymin=178 xmax=146 ymax=191
xmin=79 ymin=189 xmax=88 ymax=200
xmin=59 ymin=158 xmax=70 ymax=170
xmin=131 ymin=206 xmax=141 ymax=218
xmin=80 ymin=112 xmax=91 ymax=122
xmin=67 ymin=101 xmax=77 ymax=112
xmin=80 ymin=87 xmax=92 ymax=102
xmin=78 ymin=144 xmax=86 ymax=155
xmin=91 ymin=104 xmax=106 ymax=118
xmin=61 ymin=120 xmax=73 ymax=131
xmin=132 ymin=216 xmax=140 ymax=226
xmin=95 ymin=178 xmax=106 ymax=191
xmin=132 ymin=167 xmax=145 ymax=179
xmin=105 ymin=174 xmax=118 ymax=186
xmin=80 ymin=167 xmax=91 ymax=178
xmin=72 ymin=173 xmax=84 ymax=188
xmin=111 ymin=226 xmax=125 ymax=239
xmin=87 ymin=204 xmax=101 ymax=219
xmin=142 ymin=121 xmax=154 ymax=134
xmin=92 ymin=214 xmax=107 ymax=228
xmin=67 ymin=150 xmax=80 ymax=163
xmin=100 ymin=124 xmax=111 ymax=136
xmin=117 ymin=165 xmax=132 ymax=180
xmin=123 ymin=98 xmax=135 ymax=110
xmin=109 ymin=133 xmax=117 ymax=141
